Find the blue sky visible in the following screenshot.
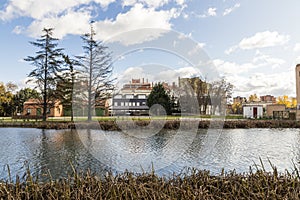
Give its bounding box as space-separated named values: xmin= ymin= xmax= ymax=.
xmin=1 ymin=0 xmax=300 ymax=97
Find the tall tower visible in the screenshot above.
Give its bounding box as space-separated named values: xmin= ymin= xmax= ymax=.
xmin=296 ymin=64 xmax=300 ymax=104
xmin=296 ymin=64 xmax=300 ymax=120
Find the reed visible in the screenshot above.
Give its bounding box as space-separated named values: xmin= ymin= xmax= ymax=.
xmin=1 ymin=165 xmax=300 ymax=199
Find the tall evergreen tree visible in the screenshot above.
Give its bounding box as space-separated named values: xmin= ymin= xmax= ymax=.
xmin=147 ymin=83 xmax=172 ymax=115
xmin=56 ymin=55 xmax=80 ymax=121
xmin=25 ymin=28 xmax=64 ymax=121
xmin=76 ymin=23 xmax=114 ymax=121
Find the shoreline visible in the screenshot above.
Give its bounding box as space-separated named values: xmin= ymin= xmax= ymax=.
xmin=0 ymin=119 xmax=300 ymax=130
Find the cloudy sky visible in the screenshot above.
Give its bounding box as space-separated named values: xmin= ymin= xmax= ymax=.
xmin=1 ymin=0 xmax=300 ymax=97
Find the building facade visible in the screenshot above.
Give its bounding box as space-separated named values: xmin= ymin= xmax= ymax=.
xmin=111 ymin=78 xmax=152 ymax=115
xmin=266 ymin=104 xmax=286 ymax=118
xmin=260 ymin=95 xmax=276 ymax=103
xmin=233 ymin=96 xmax=247 ymax=104
xmin=23 ymin=99 xmax=63 ymax=117
xmin=243 ymin=104 xmax=263 ymax=119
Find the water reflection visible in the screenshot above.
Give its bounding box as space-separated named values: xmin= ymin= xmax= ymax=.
xmin=0 ymin=128 xmax=300 ymax=181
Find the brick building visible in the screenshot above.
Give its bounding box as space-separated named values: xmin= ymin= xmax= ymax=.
xmin=23 ymin=99 xmax=63 ymax=117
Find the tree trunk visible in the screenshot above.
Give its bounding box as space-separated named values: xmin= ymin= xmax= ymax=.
xmin=43 ymin=44 xmax=48 ymax=122
xmin=87 ymin=35 xmax=93 ymax=122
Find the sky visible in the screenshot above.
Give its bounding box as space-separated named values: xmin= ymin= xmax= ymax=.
xmin=1 ymin=0 xmax=300 ymax=98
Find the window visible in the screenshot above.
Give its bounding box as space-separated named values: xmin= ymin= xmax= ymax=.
xmin=138 ymin=94 xmax=146 ymax=99
xmin=114 ymin=102 xmax=118 ymax=106
xmin=121 ymin=102 xmax=124 ymax=106
xmin=27 ymin=108 xmax=31 ymax=114
xmin=137 ymin=102 xmax=140 ymax=106
xmin=129 ymin=102 xmax=132 ymax=106
xmin=126 ymin=94 xmax=133 ymax=99
xmin=125 ymin=102 xmax=129 ymax=106
xmin=114 ymin=95 xmax=122 ymax=99
xmin=132 ymin=102 xmax=135 ymax=106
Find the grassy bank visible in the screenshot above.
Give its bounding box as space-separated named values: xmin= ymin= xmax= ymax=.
xmin=1 ymin=119 xmax=300 ymax=130
xmin=1 ymin=167 xmax=300 ymax=199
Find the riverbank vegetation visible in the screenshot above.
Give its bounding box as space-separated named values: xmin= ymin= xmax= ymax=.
xmin=0 ymin=118 xmax=300 ymax=130
xmin=1 ymin=166 xmax=300 ymax=199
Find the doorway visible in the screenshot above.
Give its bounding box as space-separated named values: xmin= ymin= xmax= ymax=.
xmin=253 ymin=107 xmax=257 ymax=118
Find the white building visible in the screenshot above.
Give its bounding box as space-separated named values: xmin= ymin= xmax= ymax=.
xmin=111 ymin=78 xmax=152 ymax=116
xmin=243 ymin=105 xmax=263 ymax=119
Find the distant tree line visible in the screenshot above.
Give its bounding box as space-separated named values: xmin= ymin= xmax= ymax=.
xmin=0 ymin=83 xmax=40 ymax=117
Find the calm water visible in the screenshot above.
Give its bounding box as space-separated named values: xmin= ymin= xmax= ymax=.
xmin=0 ymin=127 xmax=300 ymax=181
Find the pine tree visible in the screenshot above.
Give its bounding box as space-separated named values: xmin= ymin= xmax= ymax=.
xmin=25 ymin=28 xmax=64 ymax=121
xmin=56 ymin=55 xmax=80 ymax=121
xmin=147 ymin=83 xmax=172 ymax=115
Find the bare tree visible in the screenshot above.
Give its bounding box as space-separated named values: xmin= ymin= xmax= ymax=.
xmin=76 ymin=23 xmax=114 ymax=121
xmin=209 ymin=78 xmax=233 ymax=115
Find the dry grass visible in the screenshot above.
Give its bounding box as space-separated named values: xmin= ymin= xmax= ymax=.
xmin=1 ymin=164 xmax=300 ymax=200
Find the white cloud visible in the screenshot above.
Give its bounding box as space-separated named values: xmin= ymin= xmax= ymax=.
xmin=224 ymin=70 xmax=295 ymax=97
xmin=12 ymin=25 xmax=25 ymax=34
xmin=0 ymin=0 xmax=93 ymax=21
xmin=122 ymin=0 xmax=169 ymax=8
xmin=213 ymin=56 xmax=294 ymax=97
xmin=224 ymin=45 xmax=238 ymax=55
xmin=294 ymin=43 xmax=300 ymax=52
xmin=188 ymin=43 xmax=206 ymax=56
xmin=239 ymin=31 xmax=290 ymax=50
xmin=225 ymin=31 xmax=290 ymax=54
xmin=94 ymin=4 xmax=179 ymax=45
xmin=140 ymin=0 xmax=170 ymax=8
xmin=207 ymin=7 xmax=217 ymax=16
xmin=1 ymin=0 xmax=182 ymax=45
xmin=175 ymin=0 xmax=186 ymax=6
xmin=122 ymin=0 xmax=186 ymax=8
xmin=122 ymin=0 xmax=137 ymax=7
xmin=252 ymin=50 xmax=285 ymax=68
xmin=24 ymin=9 xmax=92 ymax=39
xmin=223 ymin=3 xmax=240 ymax=16
xmin=295 ymin=56 xmax=300 ymax=64
xmin=213 ymin=59 xmax=256 ymax=75
xmin=195 ymin=7 xmax=217 ymax=18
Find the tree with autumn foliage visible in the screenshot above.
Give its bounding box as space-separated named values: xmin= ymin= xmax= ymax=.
xmin=0 ymin=82 xmax=17 ymax=116
xmin=248 ymin=94 xmax=260 ymax=102
xmin=277 ymin=95 xmax=297 ymax=108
